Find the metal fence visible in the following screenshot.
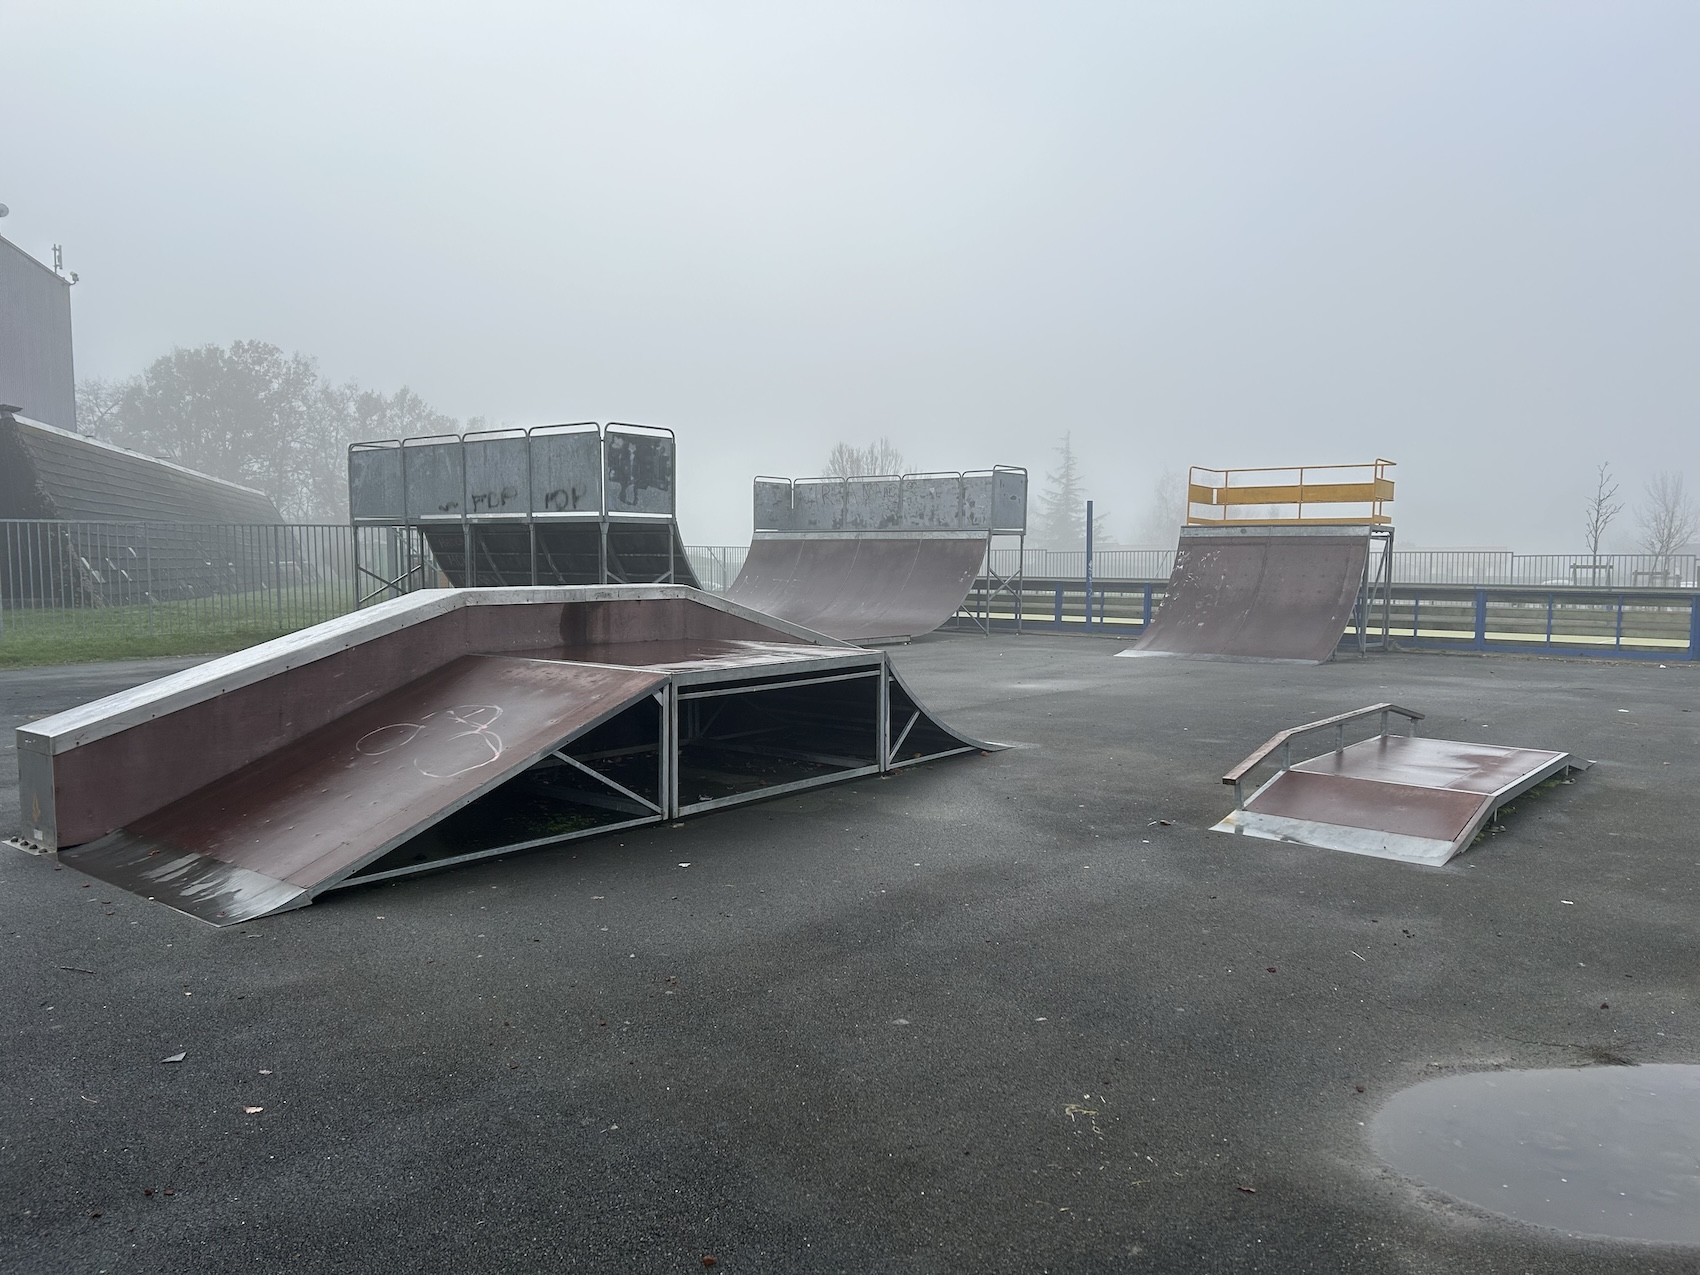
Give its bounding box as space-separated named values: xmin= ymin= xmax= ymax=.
xmin=2 ymin=521 xmax=1695 ymax=660
xmin=0 ymin=521 xmax=372 ymax=651
xmin=945 ymin=578 xmax=1700 ymax=661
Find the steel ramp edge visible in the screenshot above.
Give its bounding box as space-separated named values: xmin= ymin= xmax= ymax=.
xmin=884 ymin=664 xmax=1004 ymax=768
xmin=1212 ymin=751 xmax=1589 ymax=867
xmin=1114 ymin=649 xmax=1327 ymax=666
xmin=58 ymin=656 xmax=669 ymax=926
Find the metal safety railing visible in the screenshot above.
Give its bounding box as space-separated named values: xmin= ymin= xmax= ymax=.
xmin=1220 ymin=703 xmax=1424 ymax=810
xmin=1186 ymin=460 xmax=1396 ymax=526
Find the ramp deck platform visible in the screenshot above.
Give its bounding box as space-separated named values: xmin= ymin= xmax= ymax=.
xmin=16 ymin=588 xmax=992 ymax=924
xmin=1213 ymin=704 xmax=1588 ymax=865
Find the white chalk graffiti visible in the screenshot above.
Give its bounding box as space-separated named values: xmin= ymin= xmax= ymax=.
xmin=355 ymin=704 xmax=506 ymax=779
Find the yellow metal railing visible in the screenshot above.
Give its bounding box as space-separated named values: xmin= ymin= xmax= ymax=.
xmin=1186 ymin=459 xmax=1395 ymax=526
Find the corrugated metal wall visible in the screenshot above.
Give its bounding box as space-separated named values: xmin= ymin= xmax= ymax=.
xmin=0 ymin=236 xmax=75 ymax=431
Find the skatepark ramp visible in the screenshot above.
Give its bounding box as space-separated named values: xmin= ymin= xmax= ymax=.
xmin=1119 ymin=460 xmax=1395 ymax=663
xmin=726 ymin=468 xmax=1027 ymax=643
xmin=1212 ymin=704 xmax=1588 ymax=866
xmin=348 ymin=423 xmax=700 ymax=596
xmin=15 ymin=588 xmax=993 ymax=925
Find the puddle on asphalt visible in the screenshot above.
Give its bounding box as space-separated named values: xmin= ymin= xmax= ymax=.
xmin=1372 ymin=1065 xmax=1700 ymax=1245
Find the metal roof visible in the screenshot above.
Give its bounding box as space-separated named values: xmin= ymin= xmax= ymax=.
xmin=0 ymin=410 xmax=283 ymax=523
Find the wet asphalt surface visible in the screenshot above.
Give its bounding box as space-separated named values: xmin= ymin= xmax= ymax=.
xmin=1 ymin=635 xmax=1696 ymax=1274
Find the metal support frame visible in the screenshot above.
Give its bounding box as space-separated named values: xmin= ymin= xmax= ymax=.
xmin=1352 ymin=526 xmax=1395 ymax=654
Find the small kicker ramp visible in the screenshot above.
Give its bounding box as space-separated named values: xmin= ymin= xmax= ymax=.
xmin=725 ymin=469 xmax=1027 ymax=643
xmin=20 ymin=587 xmax=995 ymax=925
xmin=1213 ymin=704 xmax=1589 ymax=866
xmin=1118 ymin=525 xmax=1372 ymax=664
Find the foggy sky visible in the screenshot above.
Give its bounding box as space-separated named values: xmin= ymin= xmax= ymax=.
xmin=6 ymin=1 xmax=1697 ymax=548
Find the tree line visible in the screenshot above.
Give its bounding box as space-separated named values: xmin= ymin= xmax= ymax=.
xmin=76 ymin=340 xmax=477 ymax=522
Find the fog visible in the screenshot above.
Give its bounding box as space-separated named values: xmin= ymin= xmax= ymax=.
xmin=6 ymin=1 xmax=1696 ymax=548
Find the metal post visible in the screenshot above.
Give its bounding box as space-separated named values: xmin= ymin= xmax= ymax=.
xmin=1084 ymin=499 xmax=1094 ymax=631
xmin=1474 ymin=589 xmax=1488 ymax=650
xmin=1689 ymin=594 xmax=1700 ymax=662
xmin=144 ymin=523 xmax=154 ymax=635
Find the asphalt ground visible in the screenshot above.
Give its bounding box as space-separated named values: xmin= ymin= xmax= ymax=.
xmin=1 ymin=635 xmax=1696 ymax=1274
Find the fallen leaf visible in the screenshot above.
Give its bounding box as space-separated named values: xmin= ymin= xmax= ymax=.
xmin=1237 ymin=1185 xmax=1257 ymax=1194
xmin=1266 ymin=967 xmax=1277 ymax=974
xmin=160 ymin=1052 xmax=186 ymax=1064
xmin=243 ymin=1106 xmax=264 ymax=1114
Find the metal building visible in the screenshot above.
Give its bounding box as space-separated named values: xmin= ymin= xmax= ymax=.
xmin=0 ymin=235 xmax=76 ymax=431
xmin=1 ymin=409 xmax=286 ymax=609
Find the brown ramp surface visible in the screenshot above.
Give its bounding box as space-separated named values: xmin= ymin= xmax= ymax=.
xmin=1121 ymin=525 xmax=1371 ymax=664
xmin=726 ymin=535 xmax=987 ymax=643
xmin=1217 ymin=735 xmax=1578 ymax=865
xmin=60 ymin=656 xmax=665 ymax=925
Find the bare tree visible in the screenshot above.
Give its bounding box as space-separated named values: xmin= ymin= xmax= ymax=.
xmin=1581 ymin=462 xmax=1622 ymax=562
xmin=1636 ymin=472 xmax=1699 ymax=569
xmin=823 ymin=438 xmax=907 ymax=477
xmin=73 ymin=377 xmax=128 ymax=437
xmin=1135 ymin=469 xmax=1185 ymax=545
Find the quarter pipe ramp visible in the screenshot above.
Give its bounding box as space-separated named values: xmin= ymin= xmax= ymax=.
xmin=1119 ymin=525 xmax=1372 ymax=664
xmin=724 ymin=470 xmax=1027 ymax=643
xmin=727 ymin=535 xmax=990 ymax=644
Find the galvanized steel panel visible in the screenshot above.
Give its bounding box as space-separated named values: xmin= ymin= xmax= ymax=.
xmin=403 ymin=438 xmax=465 ymax=520
xmin=991 ymin=469 xmax=1027 ymax=531
xmin=749 ymin=470 xmax=1025 ymax=533
xmin=348 ymin=445 xmax=404 ymax=523
xmin=790 ymin=480 xmax=845 ymax=531
xmin=605 ymin=428 xmax=674 ymax=515
xmin=529 ymin=426 xmax=601 ymax=516
xmin=843 ymin=477 xmax=903 ymax=530
xmin=753 ymin=479 xmax=793 ymax=531
xmin=462 ymin=432 xmax=528 ymax=518
xmin=902 ymin=475 xmax=969 ymax=530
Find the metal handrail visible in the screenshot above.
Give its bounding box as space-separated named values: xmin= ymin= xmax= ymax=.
xmin=1223 ymin=702 xmax=1423 ymax=809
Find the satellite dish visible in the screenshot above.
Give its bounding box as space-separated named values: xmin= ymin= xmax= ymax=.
xmin=0 ymin=204 xmax=9 ymax=218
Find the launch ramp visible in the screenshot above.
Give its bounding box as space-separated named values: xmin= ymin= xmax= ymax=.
xmin=1212 ymin=704 xmax=1588 ymax=866
xmin=18 ymin=588 xmax=992 ymax=925
xmin=726 ymin=469 xmax=1026 ymax=643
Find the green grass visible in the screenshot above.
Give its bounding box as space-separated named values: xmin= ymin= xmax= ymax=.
xmin=0 ymin=587 xmax=355 ymax=668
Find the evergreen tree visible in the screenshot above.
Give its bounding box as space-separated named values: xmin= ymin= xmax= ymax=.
xmin=1037 ymin=432 xmax=1086 ymax=548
